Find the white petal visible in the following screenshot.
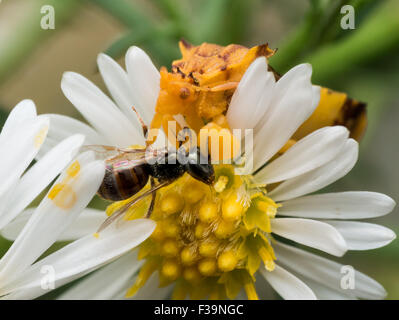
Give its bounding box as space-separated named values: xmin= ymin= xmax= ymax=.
xmin=302 ymin=276 xmax=357 ymax=300
xmin=310 ymin=85 xmax=321 ymax=110
xmin=125 ymin=46 xmax=160 ymax=125
xmin=324 ymin=221 xmax=396 ymax=250
xmin=0 ymin=209 xmax=34 ymax=240
xmin=260 ymin=264 xmax=316 ymax=300
xmin=1 ymin=208 xmax=107 ymax=241
xmin=253 ymin=64 xmax=316 ymax=171
xmin=0 ymin=117 xmax=49 ymax=198
xmin=57 ymin=208 xmax=107 ymax=241
xmin=227 ymin=57 xmax=275 ymax=131
xmin=41 ymin=114 xmax=105 ymax=144
xmin=57 ymin=250 xmax=142 ymax=300
xmin=277 ymin=191 xmax=396 ymax=219
xmin=271 ymin=218 xmax=347 ymax=256
xmin=35 ymin=136 xmax=58 ymax=160
xmin=0 ymin=152 xmax=104 ymax=285
xmin=97 ymin=53 xmax=144 ymax=129
xmin=274 ymin=241 xmax=387 ymax=299
xmin=0 ymin=219 xmax=155 ymax=299
xmin=0 ymin=100 xmax=37 ymax=140
xmin=0 ymin=134 xmax=85 ymax=229
xmin=269 ymin=138 xmax=358 ymax=201
xmin=35 ymin=113 xmax=106 ymax=160
xmin=255 ymin=126 xmax=349 ymax=184
xmin=61 ymin=72 xmax=143 ymax=146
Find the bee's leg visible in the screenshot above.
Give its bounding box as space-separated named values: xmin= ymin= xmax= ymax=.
xmin=131 ymin=106 xmax=148 ymax=137
xmin=145 ymin=177 xmax=156 ymax=218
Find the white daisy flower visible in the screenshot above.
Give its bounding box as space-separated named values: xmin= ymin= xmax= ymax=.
xmin=1 ymin=44 xmax=395 ymax=300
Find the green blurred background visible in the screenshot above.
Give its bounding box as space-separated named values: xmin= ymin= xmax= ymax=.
xmin=0 ymin=0 xmax=398 ymax=299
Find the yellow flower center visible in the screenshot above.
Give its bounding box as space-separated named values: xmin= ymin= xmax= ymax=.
xmin=106 ymin=165 xmax=279 ymax=300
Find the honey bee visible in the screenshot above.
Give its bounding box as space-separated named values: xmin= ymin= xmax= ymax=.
xmin=84 ymin=117 xmax=214 ymax=232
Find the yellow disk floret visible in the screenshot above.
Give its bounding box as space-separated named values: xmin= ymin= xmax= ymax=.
xmin=222 ymin=193 xmax=244 ymax=221
xmin=151 ymin=223 xmax=165 ymax=241
xmin=113 ymin=166 xmax=278 ymax=300
xmin=195 ymin=222 xmax=208 ymax=239
xmin=183 ymin=182 xmax=205 ymax=204
xmin=162 ymin=219 xmax=180 ymax=238
xmin=214 ymin=220 xmax=236 ymax=239
xmin=162 ymin=259 xmax=181 ymax=280
xmin=198 ymin=201 xmax=219 ymax=223
xmin=162 ymin=239 xmax=180 ymax=257
xmin=183 ymin=267 xmax=202 ymax=283
xmin=199 ymin=240 xmax=219 ymax=257
xmin=161 ymin=191 xmax=184 ymax=215
xmin=198 ymin=258 xmax=217 ymax=276
xmin=180 ymin=247 xmax=198 ymax=266
xmin=217 ymin=251 xmax=238 ymax=272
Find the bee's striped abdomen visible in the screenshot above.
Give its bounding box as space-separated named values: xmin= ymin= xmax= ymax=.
xmin=97 ymin=163 xmax=149 ymax=201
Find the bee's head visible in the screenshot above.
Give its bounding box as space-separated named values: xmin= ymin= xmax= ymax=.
xmin=185 ymin=148 xmax=214 ymax=185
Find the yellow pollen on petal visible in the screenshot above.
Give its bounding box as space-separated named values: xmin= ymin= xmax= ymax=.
xmin=34 ymin=126 xmax=48 ymax=149
xmin=66 ymin=160 xmax=80 ymax=178
xmin=48 ymin=183 xmax=77 ymax=209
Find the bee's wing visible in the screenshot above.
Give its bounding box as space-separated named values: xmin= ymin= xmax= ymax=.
xmin=96 ymin=181 xmax=170 ymax=233
xmin=81 ymin=145 xmax=148 ymax=160
xmin=81 ymin=145 xmax=168 ymax=172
